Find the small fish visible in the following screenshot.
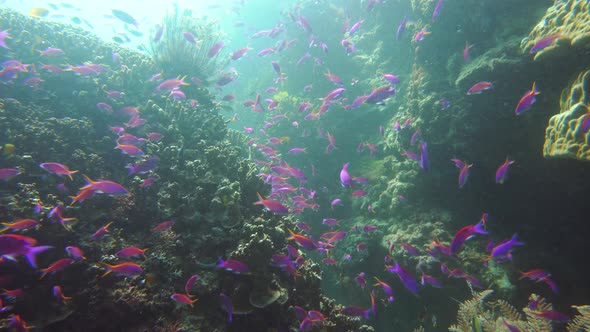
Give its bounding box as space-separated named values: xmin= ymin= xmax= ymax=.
xmin=80 ymin=175 xmax=128 ymax=196
xmin=101 ymin=261 xmax=143 ymax=277
xmin=490 ymin=233 xmax=524 ymax=260
xmin=220 ymin=293 xmax=233 ymax=323
xmin=451 ymin=159 xmax=473 ymax=189
xmin=400 ymin=242 xmax=420 ymax=256
xmin=495 ymin=158 xmax=515 ymax=184
xmin=463 ymin=42 xmax=474 ymax=63
xmin=0 ymin=168 xmax=21 ymax=181
xmin=531 ymin=310 xmax=570 ymax=322
xmin=171 ymin=293 xmax=197 ymax=307
xmin=208 ymin=41 xmax=225 ymax=58
xmin=374 ymin=277 xmax=395 ymax=302
xmin=354 ymin=272 xmax=367 ymax=288
xmin=38 ymin=47 xmax=65 ymax=56
xmin=0 ymin=30 xmax=10 ymax=49
xmin=40 ymin=258 xmax=75 ymax=279
xmin=466 ymin=81 xmax=493 ymax=95
xmin=152 ymin=220 xmax=174 ymax=232
xmin=450 ymin=220 xmax=488 ymax=254
xmin=414 ymin=28 xmax=430 ymax=42
xmin=331 ymin=198 xmax=342 ymax=208
xmin=529 ymin=34 xmax=561 ymax=54
xmin=288 ymin=229 xmax=318 ymax=250
xmin=514 ymin=82 xmax=540 ymax=115
xmin=340 ymin=162 xmax=353 ymax=187
xmin=519 ymin=269 xmax=551 ymax=281
xmin=53 ymin=285 xmax=72 ymax=303
xmin=396 ymin=17 xmax=408 ymax=41
xmin=0 ymin=219 xmax=39 ymax=233
xmin=0 ymin=234 xmax=53 ymax=268
xmin=40 ymin=162 xmax=78 ymax=180
xmin=419 ymin=143 xmax=429 ymax=171
xmin=255 ymin=192 xmax=288 ymax=214
xmin=184 ymin=275 xmax=199 ymax=295
xmin=111 ymin=9 xmax=138 ymax=27
xmin=217 ymin=257 xmax=250 ymax=274
xmin=65 ymin=246 xmax=86 ymax=260
xmin=386 ymin=261 xmax=419 ymax=295
xmin=115 ymin=247 xmax=147 ymax=259
xmin=421 ymin=273 xmax=442 ymax=288
xmin=91 ymin=222 xmax=113 ymax=241
xmin=341 ymin=306 xmax=371 ymax=319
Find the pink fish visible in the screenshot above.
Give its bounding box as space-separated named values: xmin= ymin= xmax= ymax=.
xmin=514 ymin=82 xmax=540 ymax=115
xmin=183 ymin=32 xmax=199 ymax=44
xmin=255 ymin=192 xmax=289 ymax=214
xmin=39 ymin=163 xmax=78 ymax=180
xmin=91 ymin=222 xmax=113 ymax=241
xmin=496 ymin=158 xmax=515 ymax=184
xmin=529 ymin=34 xmax=561 ymax=54
xmin=0 ymin=168 xmax=21 ymax=181
xmin=466 ymin=81 xmax=493 ymax=95
xmin=81 ymin=175 xmax=128 ymax=196
xmin=115 ymin=143 xmax=144 ymax=156
xmin=185 ymin=274 xmax=199 ymax=295
xmin=101 ymin=261 xmax=143 ymax=277
xmin=152 ymin=220 xmax=175 ymax=232
xmin=65 ymin=246 xmax=86 ymax=260
xmin=451 ymin=159 xmax=473 ymax=188
xmin=208 ymin=41 xmax=225 ymax=58
xmin=463 ymin=42 xmax=474 ymax=63
xmin=40 ymin=258 xmax=75 ymax=279
xmin=231 ymin=47 xmax=251 ymax=60
xmin=217 ymin=257 xmax=250 ymax=274
xmin=0 ymin=30 xmax=11 ymax=49
xmin=38 ymin=47 xmax=65 ymax=56
xmin=414 ymin=28 xmax=430 ymax=42
xmin=115 ymin=246 xmax=147 ymax=259
xmin=171 ymin=293 xmax=197 ymax=307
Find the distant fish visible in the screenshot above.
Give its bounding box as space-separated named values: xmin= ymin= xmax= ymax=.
xmin=340 ymin=162 xmax=353 ymax=187
xmin=432 ymin=0 xmax=443 ymax=21
xmin=0 ymin=168 xmax=21 ymax=181
xmin=40 ymin=162 xmax=78 ymax=180
xmin=466 ymin=81 xmax=493 ymax=95
xmin=171 ymin=293 xmax=197 ymax=307
xmin=111 ymin=9 xmax=138 ymax=27
xmin=152 ymin=220 xmax=174 ymax=232
xmin=217 ymin=257 xmax=250 ymax=274
xmin=386 ymin=261 xmax=419 ymax=295
xmin=38 ymin=47 xmax=65 ymax=57
xmin=101 ymin=261 xmax=143 ymax=277
xmin=514 ymin=82 xmax=540 ymax=115
xmin=495 ymin=158 xmax=515 ymax=184
xmin=451 ymin=159 xmax=473 ymax=189
xmin=183 ymin=32 xmax=199 ymax=44
xmin=208 ymin=41 xmax=225 ymax=58
xmin=414 ymin=28 xmax=430 ymax=42
xmin=396 ymin=16 xmax=408 ymax=41
xmin=254 ymin=192 xmax=289 ymax=214
xmin=463 ymin=42 xmax=474 ymax=63
xmin=529 ymin=34 xmax=561 ymax=54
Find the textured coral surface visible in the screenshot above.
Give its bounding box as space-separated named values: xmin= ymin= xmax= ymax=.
xmin=543 ymin=68 xmax=590 ymax=161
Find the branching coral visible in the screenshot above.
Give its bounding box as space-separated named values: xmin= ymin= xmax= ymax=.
xmin=148 ymin=4 xmax=226 ymax=85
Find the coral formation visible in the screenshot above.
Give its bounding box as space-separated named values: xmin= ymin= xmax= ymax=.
xmin=543 ymin=68 xmax=590 ymax=161
xmin=521 ymin=0 xmax=590 ymax=61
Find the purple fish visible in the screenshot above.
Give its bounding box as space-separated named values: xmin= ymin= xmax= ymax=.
xmin=502 ymin=319 xmax=522 ymax=332
xmin=466 ymin=81 xmax=493 ymax=95
xmin=582 ymin=112 xmax=590 ymax=134
xmin=387 ymin=261 xmax=419 ymax=295
xmin=271 ymin=61 xmax=281 ymax=75
xmin=491 ymin=233 xmax=524 ymax=260
xmin=383 ymin=73 xmax=400 ymax=84
xmin=529 ymin=34 xmax=561 ymax=54
xmin=347 ymin=20 xmax=364 ymax=36
xmin=217 ymin=257 xmax=250 ymax=274
xmin=514 ymin=82 xmax=540 ymax=115
xmin=208 ymin=41 xmax=225 ymax=58
xmin=419 ymin=143 xmax=429 ymax=171
xmin=532 ymin=310 xmax=570 ymax=322
xmin=0 ymin=30 xmax=11 ymax=49
xmin=331 ymin=198 xmax=342 ymax=208
xmin=0 ymin=234 xmax=53 ymax=268
xmin=365 ymin=86 xmax=395 ymax=104
xmin=0 ymin=168 xmax=21 ymax=181
xmin=255 ymin=192 xmax=289 ymax=214
xmin=432 ymin=0 xmax=443 ymax=21
xmin=396 ymin=17 xmax=408 ymax=40
xmin=340 ymin=162 xmax=353 ymax=187
xmin=184 ymin=274 xmax=199 ymax=295
xmin=288 ymin=148 xmax=306 ymax=155
xmin=81 ymin=176 xmax=128 ymax=196
xmin=454 ymin=160 xmax=473 ymax=189
xmin=450 ymin=220 xmax=488 ymax=254
xmin=220 ymin=293 xmax=233 ymax=323
xmin=410 ymin=130 xmax=422 ymax=145
xmin=495 ymin=158 xmax=515 ymax=184
xmin=421 ymin=273 xmax=442 ymax=288
xmin=127 ymin=157 xmax=159 ymax=175
xmin=340 ymin=306 xmax=371 ymax=319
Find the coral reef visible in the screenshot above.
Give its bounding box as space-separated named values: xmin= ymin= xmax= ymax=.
xmin=521 ymin=0 xmax=590 ymax=61
xmin=543 ymin=68 xmax=590 ymax=161
xmin=448 ymin=288 xmax=590 ymax=332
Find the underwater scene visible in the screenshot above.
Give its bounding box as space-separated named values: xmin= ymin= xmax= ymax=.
xmin=0 ymin=0 xmax=590 ymax=331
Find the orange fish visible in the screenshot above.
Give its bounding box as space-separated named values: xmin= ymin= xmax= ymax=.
xmin=101 ymin=261 xmax=143 ymax=278
xmin=0 ymin=219 xmax=39 ymax=233
xmin=40 ymin=258 xmax=75 ymax=279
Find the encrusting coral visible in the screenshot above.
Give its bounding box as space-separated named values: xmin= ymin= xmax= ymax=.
xmin=543 ymin=68 xmax=590 ymax=161
xmin=521 ymin=0 xmax=590 ymax=61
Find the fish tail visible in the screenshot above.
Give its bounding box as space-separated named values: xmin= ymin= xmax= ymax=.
xmin=26 ymin=245 xmax=53 ymax=268
xmin=100 ymin=262 xmax=113 ymax=278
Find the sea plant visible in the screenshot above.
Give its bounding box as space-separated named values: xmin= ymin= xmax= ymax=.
xmin=148 ymin=4 xmax=226 ymax=85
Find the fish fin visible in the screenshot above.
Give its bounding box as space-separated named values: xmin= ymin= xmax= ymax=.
xmin=26 ymin=245 xmax=53 ymax=268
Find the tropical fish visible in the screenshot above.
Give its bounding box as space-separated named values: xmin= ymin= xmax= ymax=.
xmin=0 ymin=168 xmax=21 ymax=181
xmin=0 ymin=234 xmax=52 ymax=268
xmin=419 ymin=143 xmax=429 ymax=171
xmin=340 ymin=162 xmax=353 ymax=187
xmin=91 ymin=222 xmax=113 ymax=241
xmin=463 ymin=42 xmax=474 ymax=63
xmin=490 ymin=233 xmax=524 ymax=260
xmin=208 ymin=41 xmax=225 ymax=58
xmin=414 ymin=28 xmax=430 ymax=42
xmin=29 ymin=7 xmax=50 ymax=17
xmin=171 ymin=293 xmax=197 ymax=307
xmin=495 ymin=158 xmax=515 ymax=184
xmin=0 ymin=219 xmax=39 ymax=233
xmin=38 ymin=47 xmax=65 ymax=56
xmin=40 ymin=258 xmax=74 ymax=279
xmin=101 ymin=261 xmax=143 ymax=277
xmin=432 ymin=0 xmax=443 ymax=20
xmin=449 ymin=220 xmax=488 ymax=254
xmin=386 ymin=261 xmax=419 ymax=295
xmin=65 ymin=246 xmax=86 ymax=260
xmin=111 ymin=9 xmax=138 ymax=27
xmin=220 ymin=293 xmax=233 ymax=323
xmin=400 ymin=242 xmax=420 ymax=256
xmin=184 ymin=275 xmax=199 ymax=295
xmin=396 ymin=17 xmax=408 ymax=40
xmin=80 ymin=175 xmax=128 ymax=196
xmin=53 ymin=285 xmax=72 ymax=303
xmin=354 ymin=272 xmax=367 ymax=288
xmin=152 ymin=220 xmax=174 ymax=232
xmin=254 ymin=192 xmax=289 ymax=215
xmin=288 ymin=229 xmax=318 ymax=250
xmin=421 ymin=273 xmax=442 ymax=288
xmin=340 ymin=306 xmax=371 ymax=319
xmin=466 ymin=81 xmax=493 ymax=95
xmin=529 ymin=34 xmax=561 ymax=54
xmin=40 ymin=162 xmax=78 ymax=180
xmin=217 ymin=258 xmax=250 ymax=274
xmin=116 ymin=247 xmax=147 ymax=259
xmin=514 ymin=82 xmax=540 ymax=115
xmin=374 ymin=277 xmax=395 ymax=302
xmin=531 ymin=310 xmax=570 ymax=322
xmin=127 ymin=157 xmax=159 ymax=175
xmin=451 ymin=159 xmax=473 ymax=189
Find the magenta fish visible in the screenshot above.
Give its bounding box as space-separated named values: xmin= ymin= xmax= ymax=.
xmin=386 ymin=261 xmax=419 ymax=295
xmin=184 ymin=274 xmax=199 ymax=295
xmin=496 ymin=158 xmax=515 ymax=184
xmin=217 ymin=257 xmax=250 ymax=274
xmin=491 ymin=233 xmax=524 ymax=260
xmin=451 ymin=159 xmax=473 ymax=189
xmin=340 ymin=162 xmax=353 ymax=187
xmin=0 ymin=168 xmax=21 ymax=181
xmin=432 ymin=0 xmax=443 ymax=21
xmin=467 ymin=81 xmax=493 ymax=95
xmin=255 ymin=193 xmax=289 ymax=214
xmin=449 ymin=220 xmax=488 ymax=254
xmin=81 ymin=175 xmax=128 ymax=196
xmin=463 ymin=42 xmax=474 ymax=63
xmin=0 ymin=234 xmax=53 ymax=268
xmin=0 ymin=30 xmax=11 ymax=49
xmin=514 ymin=82 xmax=540 ymax=115
xmin=529 ymin=34 xmax=561 ymax=54
xmin=396 ymin=17 xmax=408 ymax=41
xmin=40 ymin=163 xmax=78 ymax=180
xmin=183 ymin=32 xmax=199 ymax=44
xmin=208 ymin=41 xmax=225 ymax=58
